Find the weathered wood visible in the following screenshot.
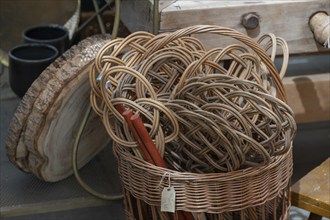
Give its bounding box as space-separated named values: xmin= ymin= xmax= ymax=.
xmin=121 ymin=0 xmax=330 ymax=54
xmin=291 ymin=158 xmax=330 ymax=218
xmin=121 ymin=0 xmax=153 ymax=33
xmin=283 ymin=73 xmax=330 ymax=123
xmin=5 ymin=51 xmax=75 ymax=172
xmin=5 ymin=35 xmax=112 ymax=182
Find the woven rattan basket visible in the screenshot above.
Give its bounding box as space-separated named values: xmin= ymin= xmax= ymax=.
xmin=90 ymin=25 xmax=296 ymax=220
xmin=114 ymin=143 xmax=292 ymax=220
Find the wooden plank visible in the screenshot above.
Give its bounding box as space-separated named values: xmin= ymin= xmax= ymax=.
xmin=121 ymin=0 xmax=330 ymax=54
xmin=121 ymin=0 xmax=153 ymax=33
xmin=283 ymin=73 xmax=330 ymax=123
xmin=291 ymin=158 xmax=330 ymax=218
xmin=161 ymin=0 xmax=330 ymax=55
xmin=291 ymin=197 xmax=330 ymax=219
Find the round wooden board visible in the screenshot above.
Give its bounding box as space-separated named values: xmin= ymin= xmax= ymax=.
xmin=6 ymin=35 xmax=112 ymax=182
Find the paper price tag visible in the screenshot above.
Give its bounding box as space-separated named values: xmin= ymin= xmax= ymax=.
xmin=161 ymin=186 xmax=176 ymax=213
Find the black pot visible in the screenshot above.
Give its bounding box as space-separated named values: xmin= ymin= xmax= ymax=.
xmin=23 ymin=24 xmax=69 ymax=55
xmin=8 ymin=44 xmax=59 ymax=98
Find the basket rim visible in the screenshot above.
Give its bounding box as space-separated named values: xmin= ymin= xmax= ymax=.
xmin=114 ymin=141 xmax=292 ymax=181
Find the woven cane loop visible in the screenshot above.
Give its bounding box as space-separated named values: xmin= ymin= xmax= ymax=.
xmin=90 ymin=25 xmax=296 ymax=173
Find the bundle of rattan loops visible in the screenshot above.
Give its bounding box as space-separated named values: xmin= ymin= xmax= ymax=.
xmin=90 ymin=25 xmax=296 ymax=173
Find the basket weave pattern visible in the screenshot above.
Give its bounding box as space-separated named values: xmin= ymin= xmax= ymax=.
xmin=89 ymin=25 xmax=296 ymax=219
xmin=115 ymin=143 xmax=292 ymax=214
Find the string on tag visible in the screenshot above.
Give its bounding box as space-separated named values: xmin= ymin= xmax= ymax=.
xmin=158 ymin=172 xmax=171 ymax=190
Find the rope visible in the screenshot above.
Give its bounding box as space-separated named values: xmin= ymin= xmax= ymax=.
xmin=72 ymin=0 xmax=124 ymax=201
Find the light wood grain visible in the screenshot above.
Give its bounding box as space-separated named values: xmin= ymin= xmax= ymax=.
xmin=283 ymin=73 xmax=330 ymax=123
xmin=5 ymin=50 xmax=77 ymax=172
xmin=121 ymin=0 xmax=330 ymax=54
xmin=6 ymin=35 xmax=112 ymax=182
xmin=291 ymin=158 xmax=330 ymax=218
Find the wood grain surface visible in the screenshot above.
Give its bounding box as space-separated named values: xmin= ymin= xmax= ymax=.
xmin=5 ymin=35 xmax=112 ymax=182
xmin=121 ymin=0 xmax=330 ymax=54
xmin=291 ymin=158 xmax=330 ymax=218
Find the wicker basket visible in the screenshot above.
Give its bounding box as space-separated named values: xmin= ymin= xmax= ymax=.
xmin=89 ymin=25 xmax=296 ymax=220
xmin=114 ymin=142 xmax=292 ymax=220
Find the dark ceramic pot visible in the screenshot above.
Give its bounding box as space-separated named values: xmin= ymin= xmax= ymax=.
xmin=23 ymin=24 xmax=69 ymax=55
xmin=8 ymin=44 xmax=58 ymax=98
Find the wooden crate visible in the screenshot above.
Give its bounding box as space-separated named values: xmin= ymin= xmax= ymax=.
xmin=121 ymin=0 xmax=330 ymax=55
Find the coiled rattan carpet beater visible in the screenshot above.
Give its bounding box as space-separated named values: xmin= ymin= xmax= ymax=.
xmin=89 ymin=25 xmax=296 ymax=173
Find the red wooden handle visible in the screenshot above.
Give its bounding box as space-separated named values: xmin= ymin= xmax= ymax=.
xmin=130 ymin=112 xmax=194 ymax=220
xmin=130 ymin=112 xmax=168 ymax=168
xmin=115 ymin=104 xmax=126 ymax=114
xmin=122 ymin=110 xmax=154 ymax=164
xmin=118 ymin=108 xmax=193 ymax=220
